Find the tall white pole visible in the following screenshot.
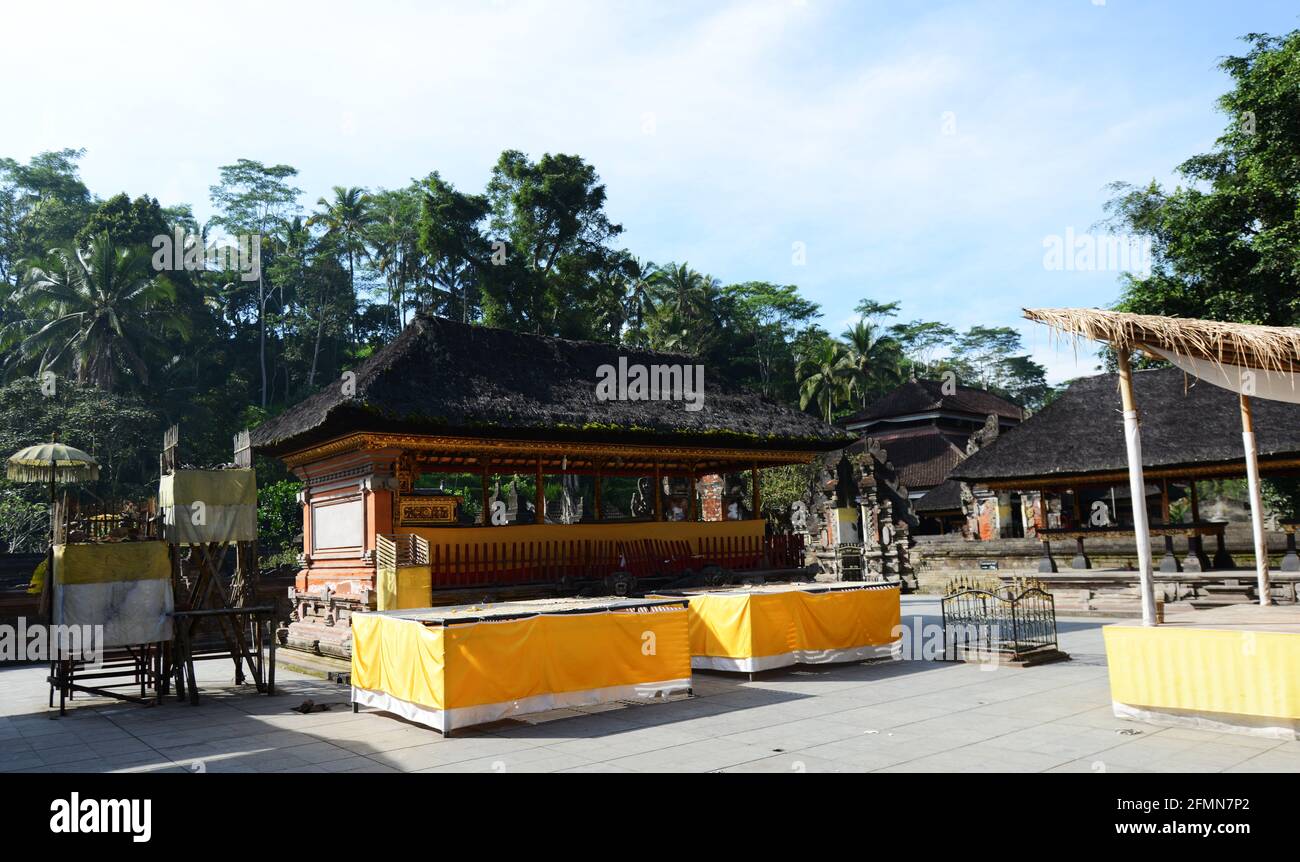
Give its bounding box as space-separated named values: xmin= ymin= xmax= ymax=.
xmin=1117 ymin=351 xmax=1158 ymax=626
xmin=1240 ymin=394 xmax=1272 ymax=606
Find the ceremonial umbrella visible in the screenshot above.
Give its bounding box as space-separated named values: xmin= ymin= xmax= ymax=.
xmin=6 ymin=434 xmax=100 ymax=599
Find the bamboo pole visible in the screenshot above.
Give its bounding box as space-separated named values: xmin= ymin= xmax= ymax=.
xmin=1117 ymin=350 xmax=1158 ymax=626
xmin=1240 ymin=394 xmax=1272 ymax=606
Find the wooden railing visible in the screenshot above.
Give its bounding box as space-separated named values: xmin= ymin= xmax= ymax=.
xmin=376 ymin=533 xmax=430 ymax=569
xmin=416 ymin=532 xmax=805 ymax=590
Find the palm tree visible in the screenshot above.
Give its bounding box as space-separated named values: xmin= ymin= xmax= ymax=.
xmin=622 ymin=258 xmax=657 ymax=345
xmin=841 ymin=319 xmax=905 ymax=408
xmin=366 ymin=187 xmax=422 ymax=332
xmin=647 ymin=262 xmax=720 ymax=354
xmin=797 ymin=338 xmax=854 ymax=424
xmin=5 ymin=234 xmax=189 ymax=390
xmin=307 ymin=186 xmax=372 ymax=310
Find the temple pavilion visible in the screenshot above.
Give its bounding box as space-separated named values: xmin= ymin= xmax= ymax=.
xmin=251 ymin=312 xmax=851 ymax=656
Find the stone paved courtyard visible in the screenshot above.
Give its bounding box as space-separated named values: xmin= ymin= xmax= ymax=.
xmin=3 ymin=596 xmax=1299 ymax=773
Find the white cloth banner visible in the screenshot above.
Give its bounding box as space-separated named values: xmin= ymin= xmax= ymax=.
xmin=1144 ymin=344 xmax=1300 ymax=404
xmin=54 ymin=580 xmax=174 ymax=651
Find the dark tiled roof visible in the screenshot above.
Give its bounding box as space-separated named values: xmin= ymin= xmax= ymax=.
xmin=850 ymin=428 xmax=967 ymax=491
xmin=843 ymin=378 xmax=1024 ymax=426
xmin=914 ymin=478 xmax=963 ymax=513
xmin=950 ymin=367 xmax=1300 ymax=484
xmin=251 ymin=313 xmax=853 ymax=457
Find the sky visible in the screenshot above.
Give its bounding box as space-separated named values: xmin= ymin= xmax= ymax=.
xmin=3 ymin=0 xmax=1297 ymax=383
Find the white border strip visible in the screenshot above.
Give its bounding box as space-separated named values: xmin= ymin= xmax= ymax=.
xmin=1112 ymin=700 xmax=1300 ymax=741
xmin=353 ymin=677 xmax=693 ymax=733
xmin=691 ymin=641 xmax=900 ymax=673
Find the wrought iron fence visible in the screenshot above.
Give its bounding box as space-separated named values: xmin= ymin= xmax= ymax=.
xmin=940 ymin=576 xmax=1058 ymax=661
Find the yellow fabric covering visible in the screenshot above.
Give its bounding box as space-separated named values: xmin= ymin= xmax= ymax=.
xmin=158 ymin=469 xmax=257 ymax=507
xmin=375 ymin=565 xmax=433 ymax=611
xmin=676 ymin=585 xmax=901 ymax=671
xmin=1105 ymin=624 xmax=1300 ymax=720
xmin=54 ymin=542 xmax=171 ymax=585
xmin=351 ymin=604 xmax=692 ymax=731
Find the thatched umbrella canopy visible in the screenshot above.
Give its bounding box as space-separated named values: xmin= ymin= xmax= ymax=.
xmin=1024 ymin=307 xmax=1300 ymax=378
xmin=1024 ymin=307 xmax=1298 ymax=619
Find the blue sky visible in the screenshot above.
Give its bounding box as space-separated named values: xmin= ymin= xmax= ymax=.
xmin=4 ymin=0 xmax=1297 ymax=382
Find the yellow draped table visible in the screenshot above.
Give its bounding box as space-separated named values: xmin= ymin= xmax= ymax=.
xmin=1104 ymin=605 xmax=1300 ymax=738
xmin=654 ymin=582 xmax=901 ymax=674
xmin=351 ymin=596 xmax=692 ymax=734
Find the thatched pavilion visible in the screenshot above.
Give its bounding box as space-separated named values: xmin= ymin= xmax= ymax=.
xmin=1004 ymin=308 xmax=1300 ymax=737
xmin=951 ymin=366 xmax=1300 ymax=579
xmin=251 ymin=312 xmax=851 ymax=656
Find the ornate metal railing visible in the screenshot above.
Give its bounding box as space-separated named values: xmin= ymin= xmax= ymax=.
xmin=940 ymin=576 xmax=1058 ymax=661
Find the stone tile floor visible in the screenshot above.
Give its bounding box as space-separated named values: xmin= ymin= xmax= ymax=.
xmin=3 ymin=596 xmax=1298 ymax=773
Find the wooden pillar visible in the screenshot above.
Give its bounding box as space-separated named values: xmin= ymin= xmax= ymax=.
xmin=686 ymin=465 xmax=697 ymax=522
xmin=1117 ymin=349 xmax=1158 ymax=626
xmin=1069 ymin=487 xmax=1089 ymax=569
xmin=1159 ymin=478 xmax=1180 ymax=572
xmin=751 ymin=464 xmax=762 ymax=521
xmin=480 ymin=462 xmax=490 ymax=526
xmin=535 ymin=458 xmax=545 ymax=526
xmin=594 ymin=462 xmax=603 ymax=521
xmin=653 ymin=463 xmax=663 ymax=521
xmin=1240 ymin=394 xmax=1272 ymax=605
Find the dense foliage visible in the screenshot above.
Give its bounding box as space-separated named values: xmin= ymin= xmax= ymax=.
xmin=1105 ymin=29 xmax=1300 ymax=513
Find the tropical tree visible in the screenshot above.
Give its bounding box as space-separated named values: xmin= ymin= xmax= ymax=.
xmin=417 ymin=173 xmax=490 ymax=324
xmin=841 ymin=319 xmax=905 ymax=408
xmin=3 ymin=234 xmax=189 ymax=390
xmin=308 ymin=186 xmax=372 ymax=303
xmin=209 ymin=159 xmax=301 ymax=407
xmin=797 ymin=337 xmax=854 ymax=424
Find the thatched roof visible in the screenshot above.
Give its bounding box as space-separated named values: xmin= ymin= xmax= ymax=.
xmin=250 ymin=313 xmax=852 ymax=458
xmin=1024 ymin=308 xmax=1300 ymax=373
xmin=842 ymin=378 xmax=1023 ymax=426
xmin=949 ymin=367 xmax=1300 ymax=488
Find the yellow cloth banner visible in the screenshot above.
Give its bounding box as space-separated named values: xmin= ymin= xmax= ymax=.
xmin=376 ymin=565 xmax=433 ymax=611
xmin=158 ymin=469 xmax=257 ymax=507
xmin=54 ymin=542 xmax=171 ymax=585
xmin=680 ymin=585 xmax=900 ymax=661
xmin=352 ymin=606 xmax=692 ymax=729
xmin=1105 ymin=624 xmax=1300 ymax=720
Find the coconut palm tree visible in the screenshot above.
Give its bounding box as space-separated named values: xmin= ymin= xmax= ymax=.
xmin=4 ymin=234 xmax=189 ymax=390
xmin=307 ymin=186 xmax=372 ymax=303
xmin=621 ymin=257 xmax=657 ymax=346
xmin=797 ymin=338 xmax=854 ymax=424
xmin=647 ymin=262 xmax=720 ymax=354
xmin=841 ymin=319 xmax=905 ymax=408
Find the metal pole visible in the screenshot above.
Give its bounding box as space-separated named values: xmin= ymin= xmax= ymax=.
xmin=1240 ymin=394 xmax=1272 ymax=606
xmin=1117 ymin=350 xmax=1157 ymax=626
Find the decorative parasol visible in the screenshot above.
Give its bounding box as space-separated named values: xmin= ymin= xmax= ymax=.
xmin=6 ymin=434 xmax=100 ymax=605
xmin=6 ymin=440 xmax=101 ymax=484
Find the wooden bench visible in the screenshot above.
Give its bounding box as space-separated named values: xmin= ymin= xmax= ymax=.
xmin=1036 ymin=521 xmax=1229 ymax=573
